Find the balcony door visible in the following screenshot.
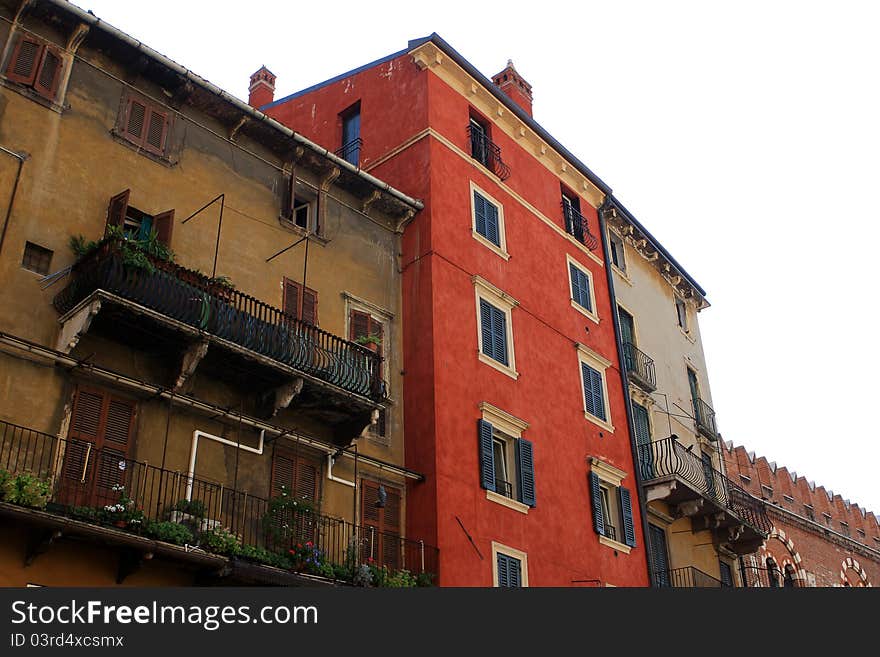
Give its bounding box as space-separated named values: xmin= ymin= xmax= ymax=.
xmin=632 ymin=401 xmax=654 ymax=479
xmin=648 ymin=524 xmax=670 ymax=587
xmin=360 ymin=480 xmax=401 ymax=570
xmin=60 ymin=386 xmax=136 ymax=509
xmin=562 ymin=191 xmax=584 ymax=243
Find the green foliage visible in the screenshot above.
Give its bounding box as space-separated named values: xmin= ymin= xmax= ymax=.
xmin=173 ymin=498 xmax=206 ymax=518
xmin=199 ymin=527 xmax=242 ymax=555
xmin=237 ymin=544 xmax=293 ymax=570
xmin=69 ymin=225 xmax=175 ymax=273
xmin=354 ymin=333 xmax=383 ymax=347
xmin=263 ymin=486 xmax=316 ymax=546
xmin=2 ymin=472 xmax=52 ymax=509
xmin=143 ymin=520 xmax=194 ymax=546
xmin=383 ymin=568 xmax=418 ymax=588
xmin=102 ymin=484 xmax=145 ymax=528
xmin=208 ymin=275 xmax=235 ymax=290
xmin=0 ymin=469 xmax=10 ymax=501
xmin=416 ymin=571 xmax=436 ymax=587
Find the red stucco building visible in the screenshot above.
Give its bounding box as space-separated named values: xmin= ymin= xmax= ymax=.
xmin=254 ymin=35 xmax=649 ymax=586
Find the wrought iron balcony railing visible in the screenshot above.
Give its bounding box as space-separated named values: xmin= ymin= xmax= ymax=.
xmin=638 ymin=437 xmax=771 ymax=535
xmin=494 ymin=479 xmax=513 ymax=498
xmin=693 ymin=397 xmax=718 ymax=440
xmin=0 ymin=419 xmax=438 ymax=579
xmin=622 ymin=341 xmax=656 ymax=392
xmin=53 ymin=241 xmax=384 ymax=400
xmin=652 ymin=566 xmax=722 ymax=588
xmin=334 ymin=137 xmax=363 ymax=166
xmin=561 ymin=202 xmax=599 ymax=251
xmin=467 ymin=124 xmax=511 ymax=181
xmin=603 ymin=524 xmax=618 ymax=542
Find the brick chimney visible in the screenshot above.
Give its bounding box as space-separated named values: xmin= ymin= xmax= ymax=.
xmin=248 ymin=66 xmax=276 ymax=108
xmin=492 ymin=60 xmax=533 ymax=117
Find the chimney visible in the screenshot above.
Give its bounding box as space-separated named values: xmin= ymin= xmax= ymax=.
xmin=492 ymin=60 xmax=533 ymax=117
xmin=248 ymin=66 xmax=276 ymax=108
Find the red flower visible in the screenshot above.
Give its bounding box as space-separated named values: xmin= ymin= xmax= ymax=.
xmin=367 ymin=557 xmax=375 ymax=564
xmin=296 ymin=544 xmax=302 ymax=549
xmin=306 ymin=541 xmax=313 ymax=548
xmin=288 ymin=549 xmax=295 ymax=555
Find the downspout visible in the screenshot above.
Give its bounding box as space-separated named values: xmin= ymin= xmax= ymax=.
xmin=598 ymin=198 xmax=654 ymax=586
xmin=0 ymin=146 xmax=26 ymax=258
xmin=186 ymin=429 xmax=265 ymax=502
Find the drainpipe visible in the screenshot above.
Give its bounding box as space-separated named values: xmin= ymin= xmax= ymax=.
xmin=0 ymin=146 xmax=26 ymax=258
xmin=598 ymin=198 xmax=655 ymax=586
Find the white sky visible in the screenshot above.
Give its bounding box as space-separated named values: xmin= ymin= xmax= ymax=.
xmin=75 ymin=1 xmax=879 ymax=512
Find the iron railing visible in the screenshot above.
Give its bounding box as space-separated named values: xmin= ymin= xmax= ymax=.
xmin=738 ymin=564 xmax=797 ymax=588
xmin=494 ymin=479 xmax=513 ymax=498
xmin=652 ymin=566 xmax=722 ymax=588
xmin=53 ymin=241 xmax=384 ymax=400
xmin=638 ymin=437 xmax=771 ymax=535
xmin=622 ymin=341 xmax=656 ymax=391
xmin=693 ymin=397 xmax=718 ymax=439
xmin=334 ymin=138 xmax=362 ymax=166
xmin=561 ymin=202 xmax=599 ymax=251
xmin=603 ymin=524 xmax=618 ymax=542
xmin=0 ymin=420 xmax=438 ymax=579
xmin=467 ymin=124 xmax=511 ymax=181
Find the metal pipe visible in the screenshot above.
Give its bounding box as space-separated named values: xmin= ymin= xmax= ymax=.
xmin=0 ymin=145 xmax=26 ymax=258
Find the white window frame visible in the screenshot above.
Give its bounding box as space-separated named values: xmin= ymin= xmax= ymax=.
xmin=474 ymin=275 xmax=519 ymax=380
xmin=480 ymin=402 xmax=530 ymax=514
xmin=608 ymin=228 xmax=627 ymax=274
xmin=566 ymin=254 xmax=599 ymax=324
xmin=675 ymin=295 xmax=689 ymax=333
xmin=469 ymin=181 xmax=509 ymax=260
xmin=589 ymin=457 xmax=632 ymax=554
xmin=577 ymin=343 xmax=614 ymax=432
xmin=491 ymin=541 xmax=529 ymax=587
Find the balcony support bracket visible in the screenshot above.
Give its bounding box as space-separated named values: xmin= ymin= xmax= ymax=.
xmin=332 ymin=408 xmax=377 ymax=446
xmin=23 ymin=528 xmax=62 ymax=567
xmin=56 ymin=298 xmax=102 ymax=354
xmin=259 ymin=377 xmax=303 ymax=419
xmin=173 ymin=340 xmax=209 ymax=393
xmin=675 ymin=498 xmax=705 ymax=518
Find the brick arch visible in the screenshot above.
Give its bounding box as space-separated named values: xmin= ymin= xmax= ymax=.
xmin=759 ymin=526 xmax=808 ymax=586
xmin=839 ymin=557 xmax=871 ymax=588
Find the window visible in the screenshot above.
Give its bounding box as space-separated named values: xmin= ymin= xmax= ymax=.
xmin=21 ymin=241 xmax=53 ymax=274
xmin=360 ymin=479 xmax=401 ymax=570
xmin=767 ymin=558 xmax=780 ymax=588
xmin=561 ymin=190 xmax=586 ymax=243
xmin=578 ymin=344 xmax=613 ymax=431
xmin=117 ymin=94 xmax=172 ymax=157
xmin=492 ymin=542 xmax=528 ymax=587
xmin=105 ymin=190 xmax=174 ymax=246
xmin=280 ymin=174 xmax=320 ymax=235
xmin=719 ymin=560 xmax=734 ymax=587
xmin=840 ymin=522 xmax=850 ymax=537
xmin=469 ymin=116 xmax=490 ymax=167
xmin=783 ymin=564 xmax=796 ymax=588
xmin=470 ymin=183 xmax=507 ymax=258
xmin=567 ymin=256 xmax=597 ymax=322
xmin=804 ymin=504 xmax=815 ymax=521
xmin=588 ymin=459 xmax=636 ymax=551
xmin=675 ymin=296 xmax=689 ymax=332
xmin=283 ymin=277 xmax=318 ymax=325
xmin=687 ymin=366 xmax=700 ymax=405
xmin=648 ymin=524 xmax=670 ymax=587
xmin=350 ymin=309 xmax=384 ymax=357
xmin=474 ymin=276 xmax=518 ymax=379
xmin=823 ymin=512 xmax=832 ymax=527
xmin=478 ymin=416 xmax=535 ymax=509
xmin=3 ymin=34 xmax=63 ymax=102
xmin=339 ymin=103 xmax=361 ymax=166
xmin=609 ymin=230 xmax=626 ymax=272
xmin=761 ymin=484 xmax=773 ymax=499
xmin=633 ymin=402 xmax=654 ymax=480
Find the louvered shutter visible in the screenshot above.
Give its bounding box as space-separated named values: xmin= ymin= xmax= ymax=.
xmin=301 ymin=288 xmax=318 ymax=326
xmin=61 ymin=389 xmax=104 ymax=492
xmin=360 ymin=480 xmax=382 ymax=563
xmin=509 ymin=556 xmax=522 ymax=587
xmin=295 ymin=460 xmax=318 ymax=502
xmin=106 ymin=189 xmax=130 ymax=234
xmin=479 ymin=299 xmax=494 ymax=360
xmin=143 ymin=107 xmax=170 ymax=155
xmin=582 ymin=363 xmax=606 ymax=421
xmin=619 ymin=486 xmax=636 ymax=547
xmin=632 ymin=402 xmax=654 ymax=479
xmin=271 ymin=451 xmax=295 ymax=497
xmin=283 ymin=279 xmax=300 ymax=320
xmin=372 ymin=319 xmax=384 ymax=358
xmin=381 ymin=486 xmax=402 ymax=569
xmin=477 ymin=419 xmax=495 ymax=492
xmin=93 ymin=397 xmax=135 ymax=507
xmin=33 ymin=45 xmax=62 ymax=99
xmin=589 ymin=471 xmax=605 ymax=536
xmin=152 ymin=209 xmax=174 ymax=246
xmin=570 ymin=263 xmax=583 ymax=306
xmin=124 ymin=98 xmax=147 ymax=143
xmin=496 ymin=553 xmax=510 ymax=587
xmin=648 ymin=524 xmax=670 ymax=586
xmin=516 ymin=438 xmax=536 ymax=507
xmin=474 ymin=192 xmax=487 ymax=237
xmin=719 ymin=560 xmax=733 ymax=587
xmin=5 ymin=36 xmax=42 ymax=85
xmin=484 ymin=200 xmax=499 ymax=246
xmin=491 ymin=305 xmax=507 ymax=365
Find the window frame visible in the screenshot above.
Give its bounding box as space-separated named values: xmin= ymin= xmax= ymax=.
xmin=566 ymin=254 xmax=599 ymax=323
xmin=608 ymin=229 xmax=627 ymax=274
xmin=474 ymin=276 xmax=519 ymax=380
xmin=479 ymin=403 xmax=532 ymax=514
xmin=282 ymin=277 xmax=319 ymax=326
xmin=116 ymin=92 xmax=173 ymax=158
xmin=675 ymin=295 xmax=689 ymax=333
xmin=339 ymin=101 xmax=362 ymax=166
xmin=577 ymin=344 xmax=614 ymax=432
xmin=21 ymin=241 xmax=53 ymax=275
xmin=469 ymin=181 xmax=508 ymax=260
xmin=2 ymin=32 xmax=65 ymax=104
xmin=491 ymin=541 xmax=528 ymax=587
xmin=588 ymin=458 xmax=634 ymax=553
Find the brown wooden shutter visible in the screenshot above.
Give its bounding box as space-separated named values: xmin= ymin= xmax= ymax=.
xmin=295 ymin=460 xmax=318 ymax=502
xmin=124 ymin=98 xmax=147 ymax=143
xmin=5 ymin=36 xmax=42 ymax=85
xmin=360 ymin=480 xmax=401 ymax=568
xmin=106 ymin=189 xmax=130 ymax=234
xmin=271 ymin=450 xmax=319 ymax=501
xmin=373 ymin=318 xmax=384 ymax=358
xmin=280 ymin=173 xmax=294 ymax=220
xmin=301 ymin=287 xmax=318 ymax=326
xmin=143 ymin=107 xmax=169 ymax=155
xmin=382 ymin=486 xmax=402 ymax=569
xmin=282 ymin=279 xmax=300 ymax=321
xmin=271 ymin=451 xmax=295 ymax=497
xmin=153 ymin=209 xmax=174 ymax=246
xmin=33 ymin=45 xmax=62 ymax=99
xmin=350 ymin=310 xmax=370 ymax=341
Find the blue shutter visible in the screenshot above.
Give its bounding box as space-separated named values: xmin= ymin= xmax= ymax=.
xmin=491 ymin=305 xmax=508 ymax=365
xmin=478 ymin=419 xmax=496 ymax=492
xmin=632 ymin=402 xmax=654 ymax=479
xmin=589 ymin=471 xmax=605 ymax=536
xmin=509 ymin=556 xmax=522 ymax=587
xmin=474 ymin=192 xmax=488 ymax=238
xmin=479 ymin=299 xmax=494 ymax=360
xmin=516 ymin=438 xmax=536 ymax=507
xmin=581 ymin=363 xmax=606 ymax=421
xmin=570 ymin=264 xmax=592 ymax=312
xmin=619 ymin=486 xmax=636 ymax=547
xmin=497 ymin=553 xmax=508 ymax=587
xmin=570 ymin=263 xmax=583 ymax=306
xmin=484 ymin=200 xmax=499 ymax=246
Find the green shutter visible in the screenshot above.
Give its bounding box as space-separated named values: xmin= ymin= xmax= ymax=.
xmin=474 ymin=191 xmax=487 ymax=237
xmin=632 ymin=402 xmax=654 ymax=479
xmin=479 ymin=299 xmax=494 ymax=360
xmin=582 ymin=363 xmax=606 ymax=421
xmin=619 ymin=486 xmax=636 ymax=547
xmin=478 ymin=419 xmax=496 ymax=492
xmin=491 ymin=305 xmax=508 ymax=365
xmin=496 ymin=552 xmax=509 ymax=587
xmin=516 ymin=438 xmax=536 ymax=507
xmin=589 ymin=471 xmax=605 ymax=536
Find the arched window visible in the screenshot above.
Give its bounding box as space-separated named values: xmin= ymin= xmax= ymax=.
xmin=783 ymin=564 xmax=796 ymax=588
xmin=767 ymin=558 xmax=780 ymax=588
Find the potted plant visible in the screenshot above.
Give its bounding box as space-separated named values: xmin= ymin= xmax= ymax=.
xmin=103 ymin=484 xmax=143 ymax=529
xmin=207 ymin=275 xmax=236 ymax=301
xmin=355 ymin=333 xmax=383 ymax=353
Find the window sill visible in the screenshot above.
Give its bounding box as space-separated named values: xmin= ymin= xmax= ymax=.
xmin=0 ymin=78 xmax=65 ymax=113
xmin=570 ymin=299 xmax=599 ymax=324
xmin=109 ymin=130 xmax=176 ymax=168
xmin=611 ymin=264 xmax=632 ymax=286
xmin=478 ymin=352 xmax=519 ymax=380
xmin=486 ymin=490 xmax=529 ymax=514
xmin=598 ymin=534 xmax=632 ymax=554
xmin=584 ymin=411 xmax=614 ymax=434
xmin=472 ymin=231 xmax=510 ymax=260
xmin=278 ymin=218 xmax=329 ymax=244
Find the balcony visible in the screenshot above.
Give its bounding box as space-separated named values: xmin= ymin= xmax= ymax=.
xmin=334 ymin=138 xmax=362 ymax=167
xmin=639 ymin=437 xmax=770 ymax=554
xmin=652 ymin=566 xmax=723 ymax=588
xmin=561 ymin=202 xmax=599 ymax=251
xmin=467 ymin=123 xmax=511 ymax=181
xmin=0 ymin=420 xmax=438 ymax=586
xmin=693 ymin=397 xmax=718 ymax=441
xmin=622 ymin=341 xmax=656 ymax=392
xmin=53 ymin=240 xmax=383 ymax=444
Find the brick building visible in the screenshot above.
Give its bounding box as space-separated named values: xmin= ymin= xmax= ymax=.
xmin=722 ymin=442 xmax=879 ymax=587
